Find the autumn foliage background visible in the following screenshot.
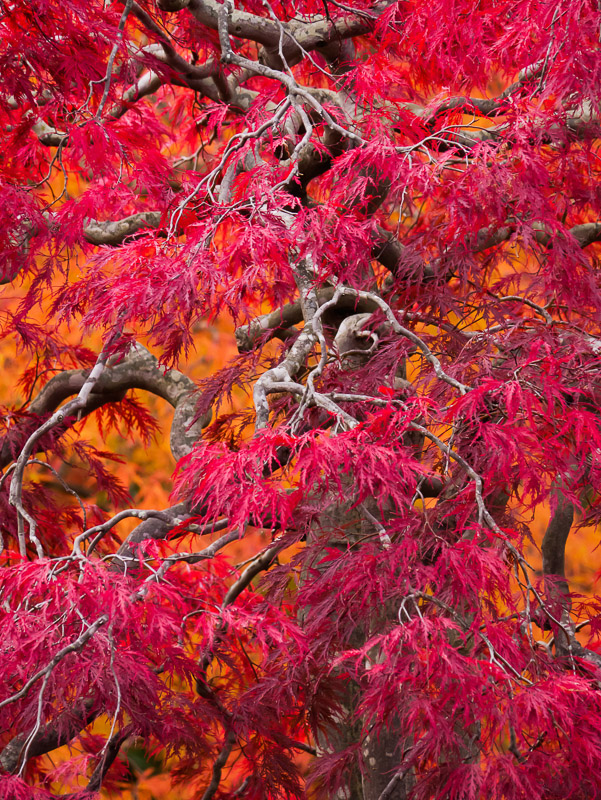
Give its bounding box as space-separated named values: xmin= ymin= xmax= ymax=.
xmin=5 ymin=1 xmax=601 ymax=799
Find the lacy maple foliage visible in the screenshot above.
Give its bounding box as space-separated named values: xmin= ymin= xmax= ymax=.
xmin=3 ymin=0 xmax=601 ymax=798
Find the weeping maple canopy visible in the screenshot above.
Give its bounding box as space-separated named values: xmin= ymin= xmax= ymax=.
xmin=3 ymin=0 xmax=601 ymax=798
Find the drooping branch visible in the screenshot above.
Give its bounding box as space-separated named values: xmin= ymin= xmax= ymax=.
xmin=0 ymin=527 xmax=245 ymax=774
xmin=199 ymin=730 xmax=237 ymax=800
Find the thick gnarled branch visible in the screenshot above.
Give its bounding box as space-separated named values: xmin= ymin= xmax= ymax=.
xmin=1 ymin=342 xmax=210 ymax=472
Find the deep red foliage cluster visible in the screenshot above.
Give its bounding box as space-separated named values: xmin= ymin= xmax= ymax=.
xmin=3 ymin=0 xmax=601 ymax=798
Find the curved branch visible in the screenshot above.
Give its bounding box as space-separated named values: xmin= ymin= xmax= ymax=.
xmin=109 ymin=504 xmax=206 ymax=573
xmin=196 ymin=540 xmax=285 ymax=695
xmin=1 ymin=343 xmax=210 ymax=471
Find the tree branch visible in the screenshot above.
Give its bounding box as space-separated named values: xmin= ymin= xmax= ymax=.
xmin=199 ymin=730 xmax=237 ymax=800
xmin=189 ymin=0 xmax=394 ymax=71
xmin=541 ymin=494 xmax=573 ymax=617
xmin=235 ymin=287 xmax=380 ymax=352
xmin=83 ymin=211 xmax=162 ymax=245
xmin=1 ymin=342 xmax=210 ymax=472
xmin=85 ymin=725 xmax=133 ymax=793
xmin=0 ymin=697 xmax=99 ymax=774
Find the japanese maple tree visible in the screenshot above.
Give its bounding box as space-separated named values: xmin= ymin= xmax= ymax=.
xmin=3 ymin=0 xmax=601 ymax=798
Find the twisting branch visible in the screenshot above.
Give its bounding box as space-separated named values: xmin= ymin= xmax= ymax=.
xmin=313 ymin=286 xmax=470 ymax=395
xmin=189 ymin=0 xmax=394 ymax=70
xmin=235 ymin=288 xmax=381 ymax=352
